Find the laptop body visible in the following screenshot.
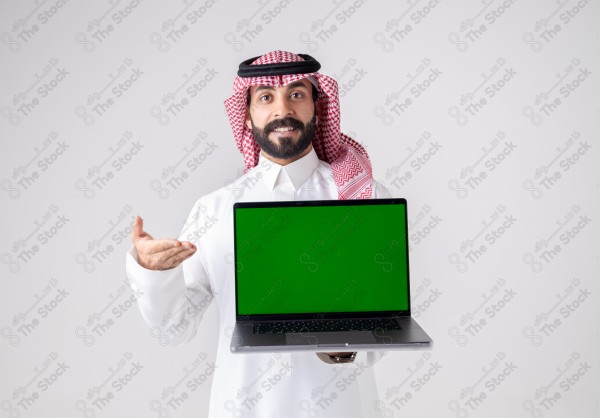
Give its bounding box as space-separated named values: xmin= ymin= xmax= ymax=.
xmin=230 ymin=198 xmax=433 ymax=353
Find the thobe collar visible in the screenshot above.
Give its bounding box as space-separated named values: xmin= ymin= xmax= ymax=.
xmin=258 ymin=146 xmax=319 ymax=191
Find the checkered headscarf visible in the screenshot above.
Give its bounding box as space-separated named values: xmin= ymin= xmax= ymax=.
xmin=224 ymin=50 xmax=373 ymax=200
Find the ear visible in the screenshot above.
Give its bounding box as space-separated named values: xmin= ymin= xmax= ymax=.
xmin=244 ymin=86 xmax=253 ymax=130
xmin=245 ymin=109 xmax=252 ymax=130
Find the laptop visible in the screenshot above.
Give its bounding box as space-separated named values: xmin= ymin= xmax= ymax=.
xmin=230 ymin=198 xmax=433 ymax=353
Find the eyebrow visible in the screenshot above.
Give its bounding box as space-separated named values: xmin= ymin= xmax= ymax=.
xmin=253 ymin=80 xmax=309 ymax=94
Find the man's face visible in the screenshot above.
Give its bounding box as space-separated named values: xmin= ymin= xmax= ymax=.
xmin=245 ymin=78 xmax=317 ymax=160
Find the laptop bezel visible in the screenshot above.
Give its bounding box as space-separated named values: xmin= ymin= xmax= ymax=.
xmin=233 ymin=198 xmax=412 ymax=322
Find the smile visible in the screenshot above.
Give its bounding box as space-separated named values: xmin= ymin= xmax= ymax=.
xmin=272 ymin=127 xmax=296 ymax=133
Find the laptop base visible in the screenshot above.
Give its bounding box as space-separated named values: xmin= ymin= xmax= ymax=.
xmin=230 ymin=317 xmax=433 ymax=353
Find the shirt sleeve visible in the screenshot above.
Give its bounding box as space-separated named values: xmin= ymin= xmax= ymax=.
xmin=125 ymin=198 xmax=214 ymax=346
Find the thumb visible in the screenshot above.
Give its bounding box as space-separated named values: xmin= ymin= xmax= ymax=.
xmin=131 ymin=215 xmax=152 ymax=242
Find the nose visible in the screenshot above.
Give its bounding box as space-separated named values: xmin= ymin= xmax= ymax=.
xmin=273 ymin=95 xmax=293 ymax=118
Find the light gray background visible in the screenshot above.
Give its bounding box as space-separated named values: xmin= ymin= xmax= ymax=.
xmin=1 ymin=0 xmax=599 ymax=417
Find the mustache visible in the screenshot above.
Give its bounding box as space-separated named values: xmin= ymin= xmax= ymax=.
xmin=264 ymin=117 xmax=304 ymax=134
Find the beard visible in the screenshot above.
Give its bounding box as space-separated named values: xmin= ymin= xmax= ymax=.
xmin=250 ymin=114 xmax=317 ymax=160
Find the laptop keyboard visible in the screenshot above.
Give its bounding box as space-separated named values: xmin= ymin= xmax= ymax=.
xmin=254 ymin=318 xmax=402 ymax=334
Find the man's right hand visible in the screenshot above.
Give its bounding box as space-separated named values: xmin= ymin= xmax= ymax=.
xmin=131 ymin=215 xmax=197 ymax=271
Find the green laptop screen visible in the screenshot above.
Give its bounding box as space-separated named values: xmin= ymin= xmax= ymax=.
xmin=235 ymin=203 xmax=409 ymax=315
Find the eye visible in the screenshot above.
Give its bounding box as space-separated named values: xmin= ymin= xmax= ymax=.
xmin=258 ymin=93 xmax=271 ymax=101
xmin=290 ymin=92 xmax=304 ymax=99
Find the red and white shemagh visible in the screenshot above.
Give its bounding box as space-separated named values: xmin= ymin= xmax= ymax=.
xmin=224 ymin=50 xmax=373 ymax=200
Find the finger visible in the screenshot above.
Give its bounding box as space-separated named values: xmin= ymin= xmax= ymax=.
xmin=143 ymin=245 xmax=192 ymax=270
xmin=139 ymin=238 xmax=184 ymax=253
xmin=154 ymin=244 xmax=195 ymax=263
xmin=180 ymin=241 xmax=197 ymax=251
xmin=164 ymin=248 xmax=196 ymax=268
xmin=148 ymin=247 xmax=194 ymax=270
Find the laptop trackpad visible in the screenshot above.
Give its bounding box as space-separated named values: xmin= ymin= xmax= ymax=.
xmin=286 ymin=331 xmax=377 ymax=346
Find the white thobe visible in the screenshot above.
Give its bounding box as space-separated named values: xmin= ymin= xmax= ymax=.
xmin=126 ymin=147 xmax=392 ymax=417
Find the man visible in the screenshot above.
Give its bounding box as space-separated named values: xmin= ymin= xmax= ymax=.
xmin=126 ymin=50 xmax=390 ymax=417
